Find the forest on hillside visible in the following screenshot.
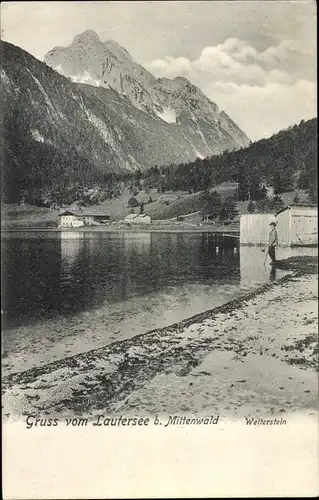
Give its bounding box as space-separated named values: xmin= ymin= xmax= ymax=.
xmin=136 ymin=118 xmax=317 ymax=204
xmin=1 ymin=103 xmax=123 ymax=205
xmin=2 ymin=117 xmax=317 ymax=207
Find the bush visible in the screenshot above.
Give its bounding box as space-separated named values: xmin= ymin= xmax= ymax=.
xmin=128 ymin=197 xmax=139 ymax=208
xmin=256 ymin=195 xmax=284 ymax=213
xmin=293 ymin=193 xmax=300 ymax=203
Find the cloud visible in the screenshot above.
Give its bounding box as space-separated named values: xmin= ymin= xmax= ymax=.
xmin=147 ymin=39 xmax=269 ymax=86
xmin=150 ymin=57 xmax=192 ymax=78
xmin=145 ymin=38 xmax=316 ymax=140
xmin=204 ymin=80 xmax=317 ymax=141
xmin=146 ymin=37 xmax=315 ymax=86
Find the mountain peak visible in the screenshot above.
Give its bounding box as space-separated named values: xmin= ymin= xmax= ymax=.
xmin=43 ymin=33 xmax=249 ymax=148
xmin=2 ymin=38 xmax=252 ymax=208
xmin=103 ymin=39 xmax=133 ymax=61
xmin=173 ymin=76 xmax=189 ymax=84
xmin=73 ymin=29 xmax=101 ymax=44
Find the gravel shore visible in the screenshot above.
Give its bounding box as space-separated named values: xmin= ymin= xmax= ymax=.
xmin=3 ymin=257 xmax=318 ymax=421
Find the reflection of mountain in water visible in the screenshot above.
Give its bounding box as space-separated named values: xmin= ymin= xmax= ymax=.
xmin=3 ymin=232 xmax=249 ymax=329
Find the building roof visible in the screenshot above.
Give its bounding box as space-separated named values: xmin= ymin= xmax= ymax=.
xmin=57 ymin=211 xmax=110 ymax=217
xmin=240 ymin=213 xmax=273 ymax=217
xmin=125 ymin=213 xmax=150 ymax=220
xmin=125 ymin=213 xmax=139 ymax=219
xmin=276 ymin=204 xmax=317 ymax=216
xmin=57 ymin=211 xmax=77 ymax=217
xmin=200 ymin=210 xmax=217 ymax=217
xmin=80 ymin=213 xmax=110 ymax=217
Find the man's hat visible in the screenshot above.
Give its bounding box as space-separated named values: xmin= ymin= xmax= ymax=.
xmin=269 ymin=222 xmax=276 ymax=226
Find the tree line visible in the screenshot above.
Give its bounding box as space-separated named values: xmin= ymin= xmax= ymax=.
xmin=134 ymin=118 xmax=317 ymax=203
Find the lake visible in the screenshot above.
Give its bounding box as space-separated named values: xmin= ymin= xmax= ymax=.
xmin=2 ymin=231 xmax=315 ymax=374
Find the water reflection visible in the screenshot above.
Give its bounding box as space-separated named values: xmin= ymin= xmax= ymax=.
xmin=239 ymin=245 xmax=318 ymax=287
xmin=240 ymin=247 xmax=274 ymax=286
xmin=1 ymin=235 xmax=62 ymax=326
xmin=2 ymin=232 xmax=240 ymax=328
xmin=123 ymin=232 xmax=151 ymax=255
xmin=61 ymin=231 xmax=85 ymax=267
xmin=3 ymin=232 xmax=315 ymax=331
xmin=269 ymin=265 xmax=277 ymax=282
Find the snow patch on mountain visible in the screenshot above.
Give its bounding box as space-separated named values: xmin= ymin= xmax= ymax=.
xmin=195 ymin=123 xmax=213 ymax=155
xmin=84 ymin=109 xmax=115 ymax=147
xmin=155 ymin=105 xmax=177 ymax=124
xmin=31 ymin=129 xmax=44 ymax=143
xmin=31 ymin=129 xmax=52 ymax=144
xmin=27 ymin=70 xmax=64 ymax=121
xmin=126 ymin=154 xmax=141 ymax=171
xmin=180 ymin=129 xmax=199 ymax=157
xmin=70 ymin=70 xmax=105 ymax=88
xmin=195 ymin=150 xmax=204 ymax=160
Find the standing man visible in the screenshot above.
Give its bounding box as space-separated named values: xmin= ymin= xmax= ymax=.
xmin=268 ymin=221 xmax=278 ymax=263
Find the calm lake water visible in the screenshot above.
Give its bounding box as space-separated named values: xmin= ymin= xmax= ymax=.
xmin=2 ymin=231 xmax=316 ymax=374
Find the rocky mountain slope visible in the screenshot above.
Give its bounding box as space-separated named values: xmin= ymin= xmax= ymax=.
xmin=45 ymin=30 xmax=250 ymax=152
xmin=1 ymin=36 xmax=249 ymax=203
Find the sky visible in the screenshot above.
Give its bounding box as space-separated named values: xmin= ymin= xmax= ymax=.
xmin=1 ymin=1 xmax=317 ymax=141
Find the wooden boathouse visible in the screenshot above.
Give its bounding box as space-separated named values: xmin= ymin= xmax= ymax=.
xmin=240 ymin=205 xmax=318 ymax=246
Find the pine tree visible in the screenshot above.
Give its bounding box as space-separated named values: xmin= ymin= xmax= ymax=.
xmin=247 ymin=200 xmax=255 ymax=213
xmin=220 ymin=197 xmax=238 ymax=220
xmin=273 ymin=173 xmax=283 ymax=195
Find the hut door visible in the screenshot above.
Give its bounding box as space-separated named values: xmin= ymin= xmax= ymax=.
xmin=294 ymin=216 xmax=316 ymax=245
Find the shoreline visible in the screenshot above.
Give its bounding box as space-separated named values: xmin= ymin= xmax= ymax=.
xmin=3 ymin=257 xmax=318 ymax=420
xmin=1 ymin=225 xmax=240 ymax=234
xmin=2 ymin=271 xmax=295 ymax=387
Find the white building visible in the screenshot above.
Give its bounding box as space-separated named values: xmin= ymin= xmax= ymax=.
xmin=124 ymin=213 xmax=151 ymax=224
xmin=276 ymin=204 xmax=317 ymax=246
xmin=57 ymin=211 xmax=85 ymax=228
xmin=81 ymin=215 xmax=98 ymax=226
xmin=240 ymin=205 xmax=318 ymax=246
xmin=57 ymin=211 xmax=111 ymax=228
